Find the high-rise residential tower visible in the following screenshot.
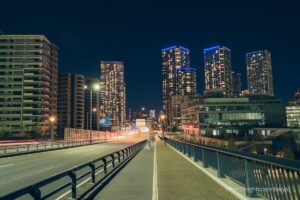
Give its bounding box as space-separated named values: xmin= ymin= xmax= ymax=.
xmin=100 ymin=61 xmax=126 ymax=130
xmin=204 ymin=46 xmax=232 ymax=97
xmin=0 ymin=34 xmax=58 ymax=138
xmin=162 ymin=45 xmax=190 ymax=124
xmin=57 ymin=73 xmax=85 ymax=137
xmin=232 ymin=71 xmax=242 ymax=97
xmin=176 ymin=67 xmax=197 ymax=96
xmin=246 ymin=50 xmax=274 ymax=96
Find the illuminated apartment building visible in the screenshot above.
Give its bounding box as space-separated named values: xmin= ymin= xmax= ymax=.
xmin=0 ymin=34 xmax=58 ymax=138
xmin=232 ymin=71 xmax=241 ymax=97
xmin=162 ymin=45 xmax=190 ymax=125
xmin=204 ymin=46 xmax=232 ymax=97
xmin=246 ymin=50 xmax=274 ymax=96
xmin=100 ymin=61 xmax=126 ymax=130
xmin=176 ymin=66 xmax=197 ymax=96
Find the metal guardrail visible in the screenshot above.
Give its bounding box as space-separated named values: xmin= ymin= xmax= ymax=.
xmin=166 ymin=138 xmax=300 ymax=200
xmin=0 ymin=139 xmax=147 ymax=200
xmin=0 ymin=139 xmax=106 ymax=156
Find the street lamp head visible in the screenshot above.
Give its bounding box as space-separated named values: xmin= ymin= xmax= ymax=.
xmin=49 ymin=116 xmax=55 ymax=123
xmin=84 ymin=85 xmax=87 ymax=89
xmin=93 ymin=83 xmax=100 ymax=91
xmin=160 ymin=114 xmax=166 ymax=120
xmin=93 ymin=108 xmax=97 ymax=112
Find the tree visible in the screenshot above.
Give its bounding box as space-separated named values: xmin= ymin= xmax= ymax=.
xmin=283 ymin=148 xmax=295 ymax=160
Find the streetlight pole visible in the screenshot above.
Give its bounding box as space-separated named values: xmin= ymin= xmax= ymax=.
xmin=85 ymin=82 xmax=101 ymax=144
xmin=90 ymin=89 xmax=92 ymax=144
xmin=90 ymin=89 xmax=92 ymax=131
xmin=160 ymin=114 xmax=166 ymax=143
xmin=49 ymin=116 xmax=55 ymax=140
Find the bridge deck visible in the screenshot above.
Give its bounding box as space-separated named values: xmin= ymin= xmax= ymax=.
xmin=96 ymin=138 xmax=239 ymax=200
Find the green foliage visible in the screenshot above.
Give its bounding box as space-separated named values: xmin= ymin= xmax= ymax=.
xmin=283 ymin=148 xmax=295 ymax=160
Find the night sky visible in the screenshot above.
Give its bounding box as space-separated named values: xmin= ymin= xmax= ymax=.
xmin=1 ymin=0 xmax=300 ymax=112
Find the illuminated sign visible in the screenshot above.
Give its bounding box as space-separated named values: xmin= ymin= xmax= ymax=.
xmin=99 ymin=116 xmax=110 ymax=127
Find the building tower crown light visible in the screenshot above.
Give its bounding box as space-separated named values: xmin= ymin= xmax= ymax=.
xmin=162 ymin=45 xmax=190 ymax=52
xmin=203 ymin=45 xmax=221 ymax=53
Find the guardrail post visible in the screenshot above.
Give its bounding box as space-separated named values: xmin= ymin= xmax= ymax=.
xmin=244 ymin=159 xmax=257 ymax=197
xmin=44 ymin=144 xmax=46 ymax=149
xmin=180 ymin=142 xmax=183 ymax=152
xmin=89 ymin=163 xmax=96 ymax=183
xmin=4 ymin=146 xmax=6 ymax=154
xmin=117 ymin=152 xmax=121 ymax=163
xmin=102 ymin=158 xmax=107 ymax=174
xmin=188 ymin=145 xmax=191 ymax=157
xmin=216 ymin=152 xmax=224 ymax=178
xmin=69 ymin=171 xmax=77 ymax=199
xmin=29 ymin=186 xmax=41 ymax=200
xmin=27 ymin=144 xmax=30 ymax=151
xmin=202 ymin=148 xmax=207 ymax=168
xmin=111 ymin=155 xmax=115 ymax=168
xmin=51 ymin=143 xmax=53 ymax=149
xmin=193 ymin=146 xmax=197 ymax=161
xmin=121 ymin=150 xmax=125 ymax=160
xmin=16 ymin=146 xmax=19 ymax=153
xmin=36 ymin=145 xmax=38 ymax=150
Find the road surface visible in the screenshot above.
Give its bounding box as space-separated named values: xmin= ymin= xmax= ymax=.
xmin=0 ymin=139 xmax=141 ymax=196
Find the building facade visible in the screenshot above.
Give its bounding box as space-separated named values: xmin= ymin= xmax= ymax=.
xmin=204 ymin=46 xmax=232 ymax=97
xmin=176 ymin=67 xmax=197 ymax=96
xmin=162 ymin=45 xmax=190 ymax=125
xmin=169 ymin=94 xmax=201 ymax=130
xmin=286 ymin=89 xmax=300 ymax=128
xmin=181 ymin=97 xmax=286 ymax=137
xmin=246 ymin=50 xmax=274 ymax=96
xmin=100 ymin=61 xmax=126 ymax=130
xmin=232 ymin=71 xmax=241 ymax=97
xmin=0 ymin=34 xmax=58 ymax=138
xmin=57 ymin=73 xmax=85 ymax=137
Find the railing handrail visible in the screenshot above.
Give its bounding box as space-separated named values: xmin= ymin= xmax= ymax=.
xmin=0 ymin=139 xmax=107 ymax=156
xmin=168 ymin=138 xmax=300 ymax=171
xmin=0 ymin=139 xmax=105 ymax=149
xmin=0 ymin=139 xmax=147 ymax=199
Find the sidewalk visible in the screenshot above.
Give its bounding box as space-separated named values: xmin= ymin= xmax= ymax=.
xmin=156 ymin=139 xmax=239 ymax=200
xmin=95 ymin=139 xmax=239 ymax=200
xmin=95 ymin=142 xmax=155 ymax=200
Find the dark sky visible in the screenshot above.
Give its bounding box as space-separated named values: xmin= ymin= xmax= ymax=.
xmin=1 ymin=0 xmax=300 ymax=112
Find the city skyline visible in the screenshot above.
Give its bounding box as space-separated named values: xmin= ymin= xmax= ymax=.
xmin=1 ymin=1 xmax=299 ymax=112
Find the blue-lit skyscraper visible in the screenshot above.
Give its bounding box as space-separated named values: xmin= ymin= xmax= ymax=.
xmin=162 ymin=45 xmax=190 ymax=124
xmin=204 ymin=46 xmax=232 ymax=96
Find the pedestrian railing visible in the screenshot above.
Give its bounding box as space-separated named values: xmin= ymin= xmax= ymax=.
xmin=0 ymin=139 xmax=147 ymax=200
xmin=0 ymin=139 xmax=107 ymax=156
xmin=166 ymin=138 xmax=300 ymax=200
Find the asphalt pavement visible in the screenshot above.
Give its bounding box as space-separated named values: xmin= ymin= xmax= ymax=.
xmin=0 ymin=140 xmax=140 ymax=196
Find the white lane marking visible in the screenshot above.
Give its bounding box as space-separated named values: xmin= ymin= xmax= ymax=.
xmin=56 ymin=163 xmax=113 ymax=200
xmin=152 ymin=141 xmax=158 ymax=200
xmin=0 ymin=164 xmax=14 ymax=168
xmin=167 ymin=144 xmax=247 ymax=200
